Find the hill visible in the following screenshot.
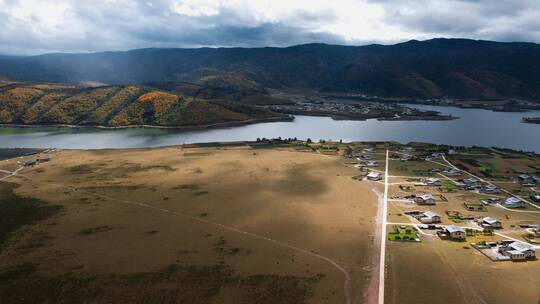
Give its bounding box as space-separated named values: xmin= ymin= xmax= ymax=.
xmin=0 ymin=82 xmax=285 ymax=127
xmin=1 ymin=39 xmax=540 ymax=100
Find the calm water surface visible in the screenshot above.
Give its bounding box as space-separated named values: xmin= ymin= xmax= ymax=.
xmin=1 ymin=104 xmax=539 ymax=151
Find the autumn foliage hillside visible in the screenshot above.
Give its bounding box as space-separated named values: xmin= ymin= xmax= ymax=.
xmin=0 ymin=83 xmax=283 ymax=127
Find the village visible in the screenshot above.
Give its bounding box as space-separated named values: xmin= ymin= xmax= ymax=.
xmin=354 ymin=144 xmax=540 ymax=262
xmin=266 ymin=99 xmax=455 ymax=121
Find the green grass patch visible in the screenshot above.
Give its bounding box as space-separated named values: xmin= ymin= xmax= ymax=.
xmin=463 ymin=202 xmax=487 ymax=211
xmin=388 ymin=226 xmax=420 ymax=242
xmin=441 ymin=181 xmax=457 ymax=191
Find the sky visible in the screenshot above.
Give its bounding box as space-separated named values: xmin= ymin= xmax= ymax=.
xmin=1 ymin=0 xmax=539 ymax=55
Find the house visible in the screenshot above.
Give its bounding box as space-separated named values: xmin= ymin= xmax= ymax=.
xmin=480 ymin=217 xmax=502 ymax=229
xmin=482 ymin=184 xmax=500 ymax=194
xmin=401 ymin=146 xmax=415 ymax=152
xmin=503 ymin=197 xmax=525 ymax=208
xmin=447 ymin=149 xmax=457 ymax=155
xmin=431 ymin=152 xmax=445 ymax=158
xmin=23 ymin=160 xmax=37 ymax=167
xmin=419 ymin=211 xmax=441 ymax=224
xmin=424 ymin=178 xmax=442 ymax=186
xmin=445 ymin=225 xmax=466 ymax=240
xmin=498 ymin=241 xmax=536 ymax=260
xmin=366 ymin=172 xmax=381 ymax=181
xmin=518 ymin=174 xmax=532 ymax=184
xmin=365 ymin=160 xmax=379 ymax=167
xmin=443 ymin=168 xmax=461 ymax=176
xmin=463 ymin=178 xmax=481 ymax=190
xmin=463 ymin=178 xmax=479 ymax=186
xmin=399 ymin=155 xmax=412 ymax=161
xmin=363 ymin=147 xmax=376 ymax=153
xmin=454 ymin=182 xmax=466 ymax=189
xmin=414 ymin=194 xmax=436 ymax=205
xmin=37 ymin=157 xmax=51 ymax=163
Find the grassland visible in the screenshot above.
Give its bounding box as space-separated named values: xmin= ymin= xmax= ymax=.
xmin=0 ymin=82 xmax=285 ymax=128
xmin=0 ymin=145 xmax=378 ymax=304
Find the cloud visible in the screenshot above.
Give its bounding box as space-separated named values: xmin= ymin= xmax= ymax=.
xmin=0 ymin=0 xmax=540 ymax=55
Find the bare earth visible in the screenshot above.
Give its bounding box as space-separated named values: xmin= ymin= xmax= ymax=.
xmin=0 ymin=146 xmax=378 ymax=304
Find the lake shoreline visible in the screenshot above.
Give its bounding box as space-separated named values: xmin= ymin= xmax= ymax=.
xmin=0 ymin=115 xmax=295 ymax=131
xmin=1 ymin=106 xmax=539 ymax=152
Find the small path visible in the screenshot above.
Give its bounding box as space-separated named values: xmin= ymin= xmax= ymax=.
xmin=0 ymin=166 xmax=24 ymax=181
xmin=13 ymin=168 xmax=355 ymax=304
xmin=495 ymin=203 xmax=540 ymax=214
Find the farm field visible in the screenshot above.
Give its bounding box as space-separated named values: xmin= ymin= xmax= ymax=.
xmin=0 ymin=144 xmax=379 ymax=304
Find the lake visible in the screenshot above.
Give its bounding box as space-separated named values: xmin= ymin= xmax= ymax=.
xmin=1 ymin=104 xmax=539 ymax=151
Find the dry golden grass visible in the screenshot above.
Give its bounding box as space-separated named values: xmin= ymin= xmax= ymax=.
xmin=0 ymin=146 xmax=378 ymax=303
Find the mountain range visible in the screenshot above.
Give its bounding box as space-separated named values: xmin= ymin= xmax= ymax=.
xmin=1 ymin=38 xmax=540 ymax=101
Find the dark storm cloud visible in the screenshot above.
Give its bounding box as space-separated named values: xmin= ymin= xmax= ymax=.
xmin=1 ymin=0 xmax=540 ymax=55
xmin=375 ymin=0 xmax=540 ymax=42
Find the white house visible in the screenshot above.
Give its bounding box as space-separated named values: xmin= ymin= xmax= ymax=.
xmin=366 ymin=172 xmax=381 ymax=181
xmin=445 ymin=225 xmax=466 ymax=240
xmin=424 ymin=178 xmax=442 ymax=186
xmin=419 ymin=211 xmax=441 ymax=224
xmin=443 ymin=168 xmax=461 ymax=176
xmin=365 ymin=160 xmax=379 ymax=167
xmin=480 ymin=217 xmax=502 ymax=229
xmin=414 ymin=194 xmax=436 ymax=205
xmin=503 ymin=197 xmax=525 ymax=208
xmin=482 ymin=184 xmax=500 ymax=194
xmin=499 ymin=241 xmax=536 ymax=260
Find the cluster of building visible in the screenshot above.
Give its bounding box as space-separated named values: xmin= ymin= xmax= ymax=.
xmin=268 ymin=101 xmax=423 ymax=118
xmin=518 ymin=174 xmax=540 ymax=187
xmin=23 ymin=157 xmax=51 ymax=167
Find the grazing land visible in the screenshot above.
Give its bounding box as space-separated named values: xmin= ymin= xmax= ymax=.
xmin=0 ymin=144 xmax=378 ymax=304
xmin=1 ymin=141 xmax=540 ymax=304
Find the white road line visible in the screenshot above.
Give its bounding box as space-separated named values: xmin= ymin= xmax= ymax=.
xmin=0 ymin=166 xmax=24 ymax=181
xmin=378 ymin=150 xmax=389 ymax=304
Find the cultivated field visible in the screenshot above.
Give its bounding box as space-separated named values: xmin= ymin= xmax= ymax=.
xmin=0 ymin=144 xmax=379 ymax=304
